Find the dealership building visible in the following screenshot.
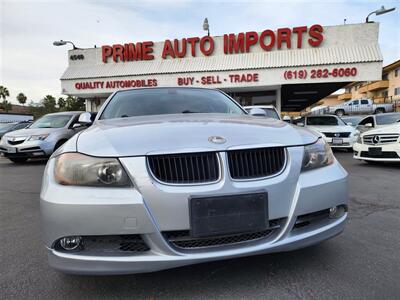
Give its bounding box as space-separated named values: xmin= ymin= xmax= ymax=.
xmin=59 ymin=22 xmax=383 ymax=113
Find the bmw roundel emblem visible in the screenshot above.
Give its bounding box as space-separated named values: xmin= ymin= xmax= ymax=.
xmin=208 ymin=136 xmax=226 ymax=144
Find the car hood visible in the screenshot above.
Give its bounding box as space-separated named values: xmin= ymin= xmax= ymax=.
xmin=307 ymin=125 xmax=354 ymax=133
xmin=361 ymin=123 xmax=400 ymax=136
xmin=76 ymin=113 xmax=319 ymax=157
xmin=3 ymin=127 xmax=62 ymax=138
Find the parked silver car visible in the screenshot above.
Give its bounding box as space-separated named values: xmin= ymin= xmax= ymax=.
xmin=0 ymin=111 xmax=86 ymax=163
xmin=0 ymin=121 xmax=32 ymax=139
xmin=40 ymin=88 xmax=348 ymax=275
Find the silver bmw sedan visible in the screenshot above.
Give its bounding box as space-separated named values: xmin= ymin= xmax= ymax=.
xmin=40 ymin=87 xmax=348 ymax=275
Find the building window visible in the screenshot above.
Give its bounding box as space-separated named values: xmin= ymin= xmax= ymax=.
xmin=382 ymin=74 xmax=388 ymax=80
xmin=395 ymin=69 xmax=399 ymax=77
xmin=395 ymin=87 xmax=400 ymax=96
xmin=382 ymin=89 xmax=388 ymax=98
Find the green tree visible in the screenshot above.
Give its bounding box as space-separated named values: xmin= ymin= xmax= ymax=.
xmin=58 ymin=97 xmax=66 ymax=110
xmin=0 ymin=85 xmax=11 ymax=112
xmin=28 ymin=101 xmax=45 ymax=119
xmin=16 ymin=92 xmax=27 ymax=106
xmin=0 ymin=86 xmax=10 ymax=101
xmin=64 ymin=96 xmax=85 ymax=111
xmin=42 ymin=95 xmax=57 ymax=114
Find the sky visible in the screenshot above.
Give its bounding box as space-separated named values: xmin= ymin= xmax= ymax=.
xmin=0 ymin=0 xmax=399 ymax=104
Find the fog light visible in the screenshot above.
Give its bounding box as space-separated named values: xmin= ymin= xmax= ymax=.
xmin=60 ymin=236 xmax=82 ymax=251
xmin=329 ymin=205 xmax=347 ymax=219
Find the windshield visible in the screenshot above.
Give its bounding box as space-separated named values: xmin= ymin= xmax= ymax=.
xmin=100 ymin=88 xmax=244 ymax=119
xmin=307 ymin=116 xmax=345 ymax=126
xmin=30 ymin=114 xmax=72 ymax=128
xmin=0 ymin=123 xmax=16 ymax=132
xmin=376 ymin=113 xmax=400 ymax=125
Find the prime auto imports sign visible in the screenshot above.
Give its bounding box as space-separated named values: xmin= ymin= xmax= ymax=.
xmin=101 ymin=24 xmax=324 ymax=63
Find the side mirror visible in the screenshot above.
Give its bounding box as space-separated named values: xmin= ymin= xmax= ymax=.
xmin=249 ymin=108 xmax=267 ymax=117
xmin=78 ymin=112 xmax=92 ymax=125
xmin=365 ymin=123 xmax=373 ymax=128
xmin=72 ymin=123 xmax=83 ymax=129
xmin=297 ymin=122 xmax=305 ymax=127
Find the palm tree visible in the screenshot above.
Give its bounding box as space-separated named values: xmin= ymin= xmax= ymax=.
xmin=42 ymin=95 xmax=57 ymax=113
xmin=0 ymin=86 xmax=11 ymax=112
xmin=0 ymin=86 xmax=10 ymax=101
xmin=58 ymin=97 xmax=66 ymax=110
xmin=16 ymin=92 xmax=27 ymax=106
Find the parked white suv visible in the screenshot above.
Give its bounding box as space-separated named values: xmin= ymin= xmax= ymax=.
xmin=353 ymin=122 xmax=400 ymax=163
xmin=295 ymin=115 xmax=358 ymax=150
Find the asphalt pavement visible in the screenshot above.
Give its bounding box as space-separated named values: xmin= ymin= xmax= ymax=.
xmin=1 ymin=153 xmax=399 ymax=299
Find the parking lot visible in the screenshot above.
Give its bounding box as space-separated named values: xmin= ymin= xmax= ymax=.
xmin=1 ymin=152 xmax=399 ymax=299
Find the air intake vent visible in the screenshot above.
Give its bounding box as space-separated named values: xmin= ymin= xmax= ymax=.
xmin=164 ymin=229 xmax=275 ymax=249
xmin=227 ymin=147 xmax=285 ymax=179
xmin=322 ymin=132 xmax=351 ymax=138
xmin=148 ymin=152 xmax=219 ymax=184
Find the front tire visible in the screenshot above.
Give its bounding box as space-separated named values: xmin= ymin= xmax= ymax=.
xmin=9 ymin=157 xmax=28 ymax=164
xmin=335 ymin=109 xmax=345 ymax=117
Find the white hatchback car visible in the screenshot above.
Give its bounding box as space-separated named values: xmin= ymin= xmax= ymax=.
xmin=296 ymin=115 xmax=358 ymax=150
xmin=353 ymin=122 xmax=400 ymax=163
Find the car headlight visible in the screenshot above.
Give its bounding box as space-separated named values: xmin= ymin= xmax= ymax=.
xmin=356 ymin=135 xmax=362 ymax=143
xmin=54 ymin=152 xmax=132 ymax=187
xmin=28 ymin=134 xmax=49 ymax=141
xmin=302 ymin=138 xmax=334 ymax=171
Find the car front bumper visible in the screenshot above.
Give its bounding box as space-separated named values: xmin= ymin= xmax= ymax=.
xmin=40 ymin=147 xmax=348 ymax=275
xmin=0 ymin=139 xmax=54 ymax=158
xmin=353 ymin=142 xmax=400 ymax=161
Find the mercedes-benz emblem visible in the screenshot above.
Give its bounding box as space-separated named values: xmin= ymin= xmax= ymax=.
xmin=372 ymin=135 xmax=380 ymax=144
xmin=208 ymin=136 xmax=226 ymax=144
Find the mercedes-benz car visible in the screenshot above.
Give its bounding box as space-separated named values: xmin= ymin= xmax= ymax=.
xmin=356 ymin=112 xmax=400 ymax=134
xmin=40 ymin=87 xmax=348 ymax=275
xmin=353 ymin=122 xmax=400 ymax=163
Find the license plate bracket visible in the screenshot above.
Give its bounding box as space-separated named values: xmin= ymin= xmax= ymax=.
xmin=332 ymin=138 xmax=343 ymax=145
xmin=368 ymin=147 xmax=382 ymax=156
xmin=7 ymin=147 xmax=17 ymax=153
xmin=190 ymin=192 xmax=268 ymax=238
